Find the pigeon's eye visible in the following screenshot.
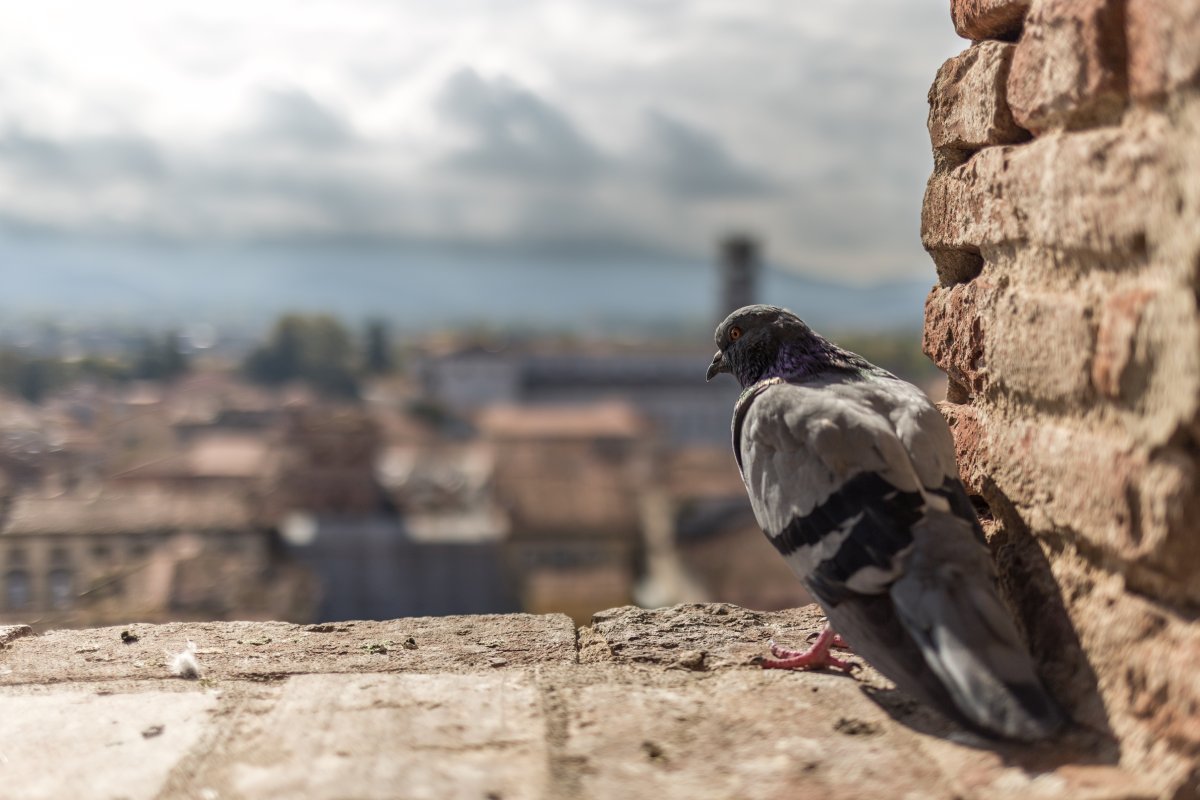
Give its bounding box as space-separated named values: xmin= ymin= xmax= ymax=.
xmin=728 ymin=326 xmax=742 ymax=342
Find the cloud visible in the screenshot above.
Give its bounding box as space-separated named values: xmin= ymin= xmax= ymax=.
xmin=243 ymin=87 xmax=354 ymax=150
xmin=0 ymin=0 xmax=966 ymax=281
xmin=436 ymin=68 xmax=604 ymax=183
xmin=0 ymin=128 xmax=165 ymax=183
xmin=637 ymin=110 xmax=773 ymax=199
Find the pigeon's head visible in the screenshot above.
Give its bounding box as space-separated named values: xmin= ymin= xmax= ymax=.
xmin=706 ymin=304 xmax=811 ymax=387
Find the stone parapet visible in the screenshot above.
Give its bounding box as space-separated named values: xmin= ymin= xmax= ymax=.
xmin=0 ymin=608 xmax=1176 ymax=799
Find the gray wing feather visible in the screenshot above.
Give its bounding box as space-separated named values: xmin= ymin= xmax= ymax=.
xmin=863 ymin=375 xmax=991 ymax=543
xmin=873 ymin=375 xmax=961 ymax=490
xmin=888 ymin=512 xmax=1065 ymax=739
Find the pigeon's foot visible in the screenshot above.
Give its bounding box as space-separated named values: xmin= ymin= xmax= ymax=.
xmin=762 ymin=624 xmax=856 ymax=672
xmin=806 ymin=629 xmax=852 ymax=651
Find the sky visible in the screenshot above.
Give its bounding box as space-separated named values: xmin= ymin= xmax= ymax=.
xmin=0 ymin=1 xmax=965 ymax=285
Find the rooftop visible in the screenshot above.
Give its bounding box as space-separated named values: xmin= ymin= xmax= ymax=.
xmin=114 ymin=434 xmax=278 ymax=481
xmin=476 ymin=402 xmax=647 ymax=440
xmin=0 ymin=489 xmax=258 ymax=537
xmin=0 ymin=604 xmax=1160 ymax=800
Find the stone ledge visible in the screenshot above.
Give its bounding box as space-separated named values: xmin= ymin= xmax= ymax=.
xmin=0 ymin=624 xmax=33 ymax=646
xmin=0 ymin=614 xmax=577 ymax=685
xmin=0 ymin=606 xmax=1179 ymax=799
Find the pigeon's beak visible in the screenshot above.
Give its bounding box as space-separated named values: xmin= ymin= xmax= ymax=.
xmin=706 ymin=350 xmax=731 ymax=382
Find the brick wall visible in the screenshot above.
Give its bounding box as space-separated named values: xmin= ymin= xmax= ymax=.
xmin=922 ymin=0 xmax=1199 ymax=787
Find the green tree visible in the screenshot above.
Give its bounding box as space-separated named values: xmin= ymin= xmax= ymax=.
xmin=0 ymin=339 xmax=158 ymax=405
xmin=244 ymin=314 xmax=359 ymax=397
xmin=0 ymin=351 xmax=68 ymax=403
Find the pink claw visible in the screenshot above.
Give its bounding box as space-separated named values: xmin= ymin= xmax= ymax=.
xmin=763 ymin=625 xmax=856 ymax=672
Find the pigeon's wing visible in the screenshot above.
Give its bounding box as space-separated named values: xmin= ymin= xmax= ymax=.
xmin=888 ymin=513 xmax=1065 ymax=739
xmin=737 ymin=380 xmax=926 ymax=602
xmin=866 ymin=374 xmax=987 ymax=543
xmin=843 ymin=376 xmax=1062 ymax=735
xmin=738 ymin=379 xmax=1062 ymax=739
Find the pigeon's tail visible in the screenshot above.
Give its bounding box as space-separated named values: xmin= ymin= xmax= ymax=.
xmin=887 ymin=512 xmax=1066 ymax=740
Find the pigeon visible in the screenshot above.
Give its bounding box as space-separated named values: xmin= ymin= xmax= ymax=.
xmin=706 ymin=304 xmax=1064 ymax=740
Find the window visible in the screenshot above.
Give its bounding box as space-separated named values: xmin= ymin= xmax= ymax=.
xmin=6 ymin=547 xmax=26 ymax=566
xmin=48 ymin=568 xmax=73 ymax=610
xmin=5 ymin=570 xmax=30 ymax=610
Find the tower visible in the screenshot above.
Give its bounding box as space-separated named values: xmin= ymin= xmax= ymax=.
xmin=718 ymin=234 xmax=760 ymax=322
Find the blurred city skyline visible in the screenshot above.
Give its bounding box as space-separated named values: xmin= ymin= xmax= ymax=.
xmin=0 ymin=2 xmax=958 ymax=641
xmin=0 ymin=0 xmax=964 ymax=330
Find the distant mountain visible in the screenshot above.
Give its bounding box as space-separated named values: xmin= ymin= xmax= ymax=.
xmin=0 ymin=239 xmax=932 ymax=334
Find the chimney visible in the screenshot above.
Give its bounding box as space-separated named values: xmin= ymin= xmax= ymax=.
xmin=718 ymin=234 xmax=760 ymax=322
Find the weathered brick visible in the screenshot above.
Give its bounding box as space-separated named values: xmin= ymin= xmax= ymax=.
xmin=985 ymin=415 xmax=1144 ymax=557
xmin=1092 ymin=286 xmax=1156 ymax=399
xmin=1043 ymin=545 xmax=1200 ymax=761
xmin=1127 ymin=0 xmax=1200 ymax=101
xmin=941 ymin=401 xmax=1200 ymax=597
xmin=923 ymin=281 xmax=994 ymax=396
xmin=937 ymin=401 xmax=988 ymax=494
xmin=951 ymin=0 xmax=1031 ymax=40
xmin=928 ymin=42 xmax=1030 ymax=154
xmin=1069 ymin=278 xmax=1200 ymax=446
xmin=927 ymin=281 xmax=1094 ymax=404
xmin=985 ymin=288 xmax=1093 ymax=402
xmin=922 ymin=120 xmax=1166 ymax=257
xmin=1121 ymin=285 xmax=1200 ymax=445
xmin=922 ymin=147 xmax=1020 ymax=253
xmin=1007 ymin=0 xmax=1129 ymax=133
xmin=1133 ymin=452 xmax=1200 ymax=603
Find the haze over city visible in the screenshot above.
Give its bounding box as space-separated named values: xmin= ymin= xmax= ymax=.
xmin=0 ymin=0 xmax=962 ymax=331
